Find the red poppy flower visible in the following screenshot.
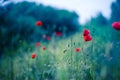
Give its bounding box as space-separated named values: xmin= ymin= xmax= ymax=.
xmin=42 ymin=47 xmax=46 ymax=50
xmin=31 ymin=53 xmax=36 ymax=59
xmin=83 ymin=29 xmax=90 ymax=36
xmin=36 ymin=21 xmax=42 ymax=26
xmin=83 ymin=35 xmax=92 ymax=42
xmin=75 ymin=48 xmax=80 ymax=52
xmin=55 ymin=32 xmax=62 ymax=37
xmin=36 ymin=42 xmax=41 ymax=47
xmin=112 ymin=22 xmax=120 ymax=30
xmin=46 ymin=36 xmax=51 ymax=40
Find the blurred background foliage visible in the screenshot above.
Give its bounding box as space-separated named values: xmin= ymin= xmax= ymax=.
xmin=0 ymin=1 xmax=80 ymax=56
xmin=0 ymin=0 xmax=120 ymax=80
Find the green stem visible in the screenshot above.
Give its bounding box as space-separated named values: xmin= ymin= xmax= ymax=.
xmin=70 ymin=37 xmax=73 ymax=77
xmin=10 ymin=55 xmax=14 ymax=80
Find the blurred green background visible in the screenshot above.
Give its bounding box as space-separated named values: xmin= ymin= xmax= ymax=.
xmin=0 ymin=0 xmax=120 ymax=80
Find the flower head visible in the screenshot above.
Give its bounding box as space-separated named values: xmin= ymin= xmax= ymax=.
xmin=36 ymin=21 xmax=42 ymax=26
xmin=112 ymin=22 xmax=120 ymax=30
xmin=75 ymin=48 xmax=80 ymax=52
xmin=31 ymin=53 xmax=36 ymax=59
xmin=46 ymin=36 xmax=51 ymax=40
xmin=83 ymin=35 xmax=92 ymax=42
xmin=36 ymin=42 xmax=41 ymax=47
xmin=83 ymin=29 xmax=90 ymax=36
xmin=55 ymin=32 xmax=62 ymax=37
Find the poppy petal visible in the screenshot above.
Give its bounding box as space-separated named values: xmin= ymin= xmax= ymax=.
xmin=83 ymin=29 xmax=90 ymax=36
xmin=83 ymin=35 xmax=92 ymax=42
xmin=36 ymin=21 xmax=42 ymax=26
xmin=112 ymin=22 xmax=120 ymax=30
xmin=55 ymin=32 xmax=62 ymax=36
xmin=75 ymin=48 xmax=80 ymax=52
xmin=36 ymin=42 xmax=41 ymax=47
xmin=31 ymin=53 xmax=36 ymax=59
xmin=46 ymin=36 xmax=51 ymax=40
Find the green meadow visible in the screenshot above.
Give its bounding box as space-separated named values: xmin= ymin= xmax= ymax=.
xmin=0 ymin=0 xmax=120 ymax=80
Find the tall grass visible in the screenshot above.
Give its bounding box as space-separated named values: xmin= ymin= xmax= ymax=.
xmin=0 ymin=24 xmax=120 ymax=80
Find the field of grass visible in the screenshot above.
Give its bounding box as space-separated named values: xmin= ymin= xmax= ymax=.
xmin=0 ymin=24 xmax=120 ymax=80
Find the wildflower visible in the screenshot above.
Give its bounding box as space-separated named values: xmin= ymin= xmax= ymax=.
xmin=112 ymin=22 xmax=120 ymax=30
xmin=75 ymin=47 xmax=80 ymax=52
xmin=83 ymin=29 xmax=92 ymax=42
xmin=55 ymin=32 xmax=62 ymax=37
xmin=35 ymin=42 xmax=41 ymax=47
xmin=46 ymin=36 xmax=51 ymax=40
xmin=36 ymin=21 xmax=42 ymax=26
xmin=31 ymin=53 xmax=36 ymax=59
xmin=83 ymin=29 xmax=90 ymax=36
xmin=83 ymin=35 xmax=92 ymax=42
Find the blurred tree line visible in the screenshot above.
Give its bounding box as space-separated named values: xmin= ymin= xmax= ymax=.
xmin=110 ymin=0 xmax=120 ymax=23
xmin=85 ymin=0 xmax=120 ymax=26
xmin=0 ymin=1 xmax=80 ymax=56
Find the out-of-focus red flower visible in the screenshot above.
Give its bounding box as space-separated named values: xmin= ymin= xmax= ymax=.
xmin=55 ymin=32 xmax=62 ymax=37
xmin=36 ymin=42 xmax=41 ymax=47
xmin=36 ymin=21 xmax=42 ymax=26
xmin=75 ymin=48 xmax=80 ymax=52
xmin=83 ymin=35 xmax=92 ymax=42
xmin=112 ymin=22 xmax=120 ymax=30
xmin=31 ymin=53 xmax=36 ymax=59
xmin=83 ymin=29 xmax=90 ymax=36
xmin=42 ymin=46 xmax=46 ymax=50
xmin=46 ymin=36 xmax=51 ymax=40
